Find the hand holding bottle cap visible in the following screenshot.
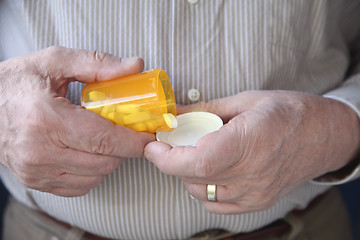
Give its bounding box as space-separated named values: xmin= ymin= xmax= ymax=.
xmin=156 ymin=112 xmax=223 ymax=147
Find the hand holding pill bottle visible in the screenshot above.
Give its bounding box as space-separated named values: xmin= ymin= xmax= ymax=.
xmin=81 ymin=69 xmax=177 ymax=133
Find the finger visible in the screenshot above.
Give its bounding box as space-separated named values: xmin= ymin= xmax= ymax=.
xmin=53 ymin=147 xmax=124 ymax=176
xmin=54 ymin=174 xmax=105 ymax=190
xmin=145 ymin=135 xmax=217 ymax=177
xmin=184 ymin=182 xmax=237 ymax=203
xmin=48 ymin=187 xmax=94 ymax=197
xmin=20 ymin=95 xmax=154 ymax=159
xmin=34 ymin=46 xmax=144 ymax=83
xmin=144 ymin=141 xmax=198 ymax=176
xmin=61 ymin=105 xmax=155 ymax=157
xmin=201 ymin=197 xmax=272 ymax=214
xmin=25 ymin=174 xmax=104 ymax=197
xmin=200 ymin=188 xmax=277 ymax=214
xmin=23 ymin=95 xmax=154 ymax=158
xmin=54 ymin=99 xmax=155 ymax=157
xmin=145 ymin=123 xmax=239 ymax=178
xmin=201 ymin=201 xmax=246 ymax=215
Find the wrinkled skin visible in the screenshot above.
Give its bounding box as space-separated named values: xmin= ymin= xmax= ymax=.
xmin=145 ymin=91 xmax=360 ymax=214
xmin=0 ymin=46 xmax=154 ymax=197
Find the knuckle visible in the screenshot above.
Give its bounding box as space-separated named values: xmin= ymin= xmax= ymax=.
xmin=18 ymin=148 xmax=42 ymax=169
xmin=254 ymin=192 xmax=276 ymax=211
xmin=15 ymin=152 xmax=48 ymax=190
xmin=17 ymin=171 xmax=38 ymax=189
xmin=256 ymin=202 xmax=274 ymax=212
xmin=45 ymin=46 xmax=65 ymax=58
xmin=224 ymin=188 xmax=240 ymax=202
xmin=53 ymin=187 xmax=90 ymax=197
xmin=90 ymin=132 xmax=116 ymax=155
xmin=203 ymin=204 xmax=213 ymax=213
xmin=77 ymin=188 xmax=92 ymax=197
xmin=92 ymin=50 xmax=108 ymax=63
xmin=184 ymin=184 xmax=198 ymax=198
xmin=203 ymin=203 xmax=222 ymax=214
xmin=72 ymin=177 xmax=102 ymax=190
xmin=89 ymin=176 xmax=105 ymax=188
xmin=18 ymin=174 xmax=33 ymax=187
xmin=263 ymin=197 xmax=276 ymax=209
xmin=99 ymin=158 xmax=119 ymax=175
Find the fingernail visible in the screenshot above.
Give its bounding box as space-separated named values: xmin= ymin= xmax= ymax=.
xmin=122 ymin=57 xmax=139 ymax=65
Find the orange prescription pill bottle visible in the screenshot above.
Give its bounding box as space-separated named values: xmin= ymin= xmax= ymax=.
xmin=81 ymin=69 xmax=177 ymax=133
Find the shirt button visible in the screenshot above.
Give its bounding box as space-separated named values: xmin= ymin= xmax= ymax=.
xmin=187 ymin=0 xmax=199 ymax=4
xmin=188 ymin=88 xmax=201 ymax=102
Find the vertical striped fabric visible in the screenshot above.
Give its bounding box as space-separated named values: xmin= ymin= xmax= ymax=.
xmin=0 ymin=0 xmax=360 ymax=239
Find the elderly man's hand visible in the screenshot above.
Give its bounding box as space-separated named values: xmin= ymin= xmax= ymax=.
xmin=145 ymin=90 xmax=360 ymax=214
xmin=0 ymin=46 xmax=154 ymax=197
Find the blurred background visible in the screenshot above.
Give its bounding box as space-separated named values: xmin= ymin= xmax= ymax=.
xmin=339 ymin=178 xmax=360 ymax=240
xmin=0 ymin=181 xmax=8 ymax=240
xmin=0 ymin=179 xmax=359 ymax=240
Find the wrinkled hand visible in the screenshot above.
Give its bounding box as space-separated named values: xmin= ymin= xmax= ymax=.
xmin=0 ymin=46 xmax=154 ymax=197
xmin=145 ymin=91 xmax=360 ymax=214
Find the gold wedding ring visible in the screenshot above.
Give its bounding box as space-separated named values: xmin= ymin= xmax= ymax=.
xmin=207 ymin=184 xmax=217 ymax=202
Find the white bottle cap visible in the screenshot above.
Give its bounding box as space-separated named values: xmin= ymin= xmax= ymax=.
xmin=156 ymin=112 xmax=223 ymax=147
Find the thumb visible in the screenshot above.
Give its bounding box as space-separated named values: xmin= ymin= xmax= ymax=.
xmin=34 ymin=46 xmax=144 ymax=83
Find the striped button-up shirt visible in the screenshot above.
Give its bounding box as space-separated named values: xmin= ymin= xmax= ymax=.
xmin=1 ymin=0 xmax=360 ymax=239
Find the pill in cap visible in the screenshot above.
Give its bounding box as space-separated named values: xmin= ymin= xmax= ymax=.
xmin=156 ymin=112 xmax=223 ymax=147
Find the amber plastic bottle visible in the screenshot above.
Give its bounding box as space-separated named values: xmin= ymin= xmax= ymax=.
xmin=81 ymin=69 xmax=177 ymax=133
